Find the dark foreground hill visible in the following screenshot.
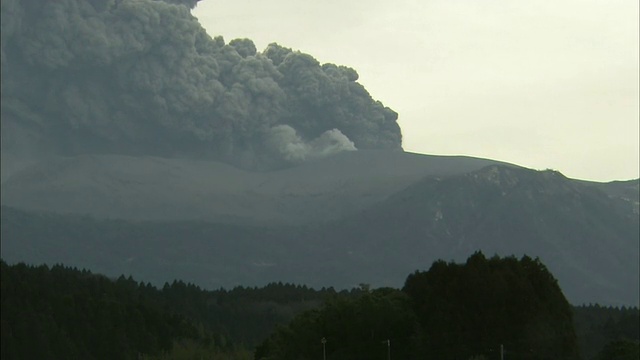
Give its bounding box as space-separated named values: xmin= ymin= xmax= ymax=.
xmin=2 ymin=153 xmax=638 ymax=306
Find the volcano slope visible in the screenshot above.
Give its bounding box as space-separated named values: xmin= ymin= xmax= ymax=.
xmin=2 ymin=152 xmax=638 ymax=306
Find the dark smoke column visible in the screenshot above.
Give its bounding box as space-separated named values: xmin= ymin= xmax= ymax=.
xmin=0 ymin=0 xmax=403 ymax=170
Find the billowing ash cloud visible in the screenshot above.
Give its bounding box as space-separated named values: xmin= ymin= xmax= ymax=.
xmin=0 ymin=0 xmax=402 ymax=169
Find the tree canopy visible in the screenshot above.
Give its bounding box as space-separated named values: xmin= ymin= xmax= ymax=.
xmin=4 ymin=254 xmax=634 ymax=359
xmin=255 ymin=287 xmax=417 ymax=360
xmin=256 ymin=252 xmax=581 ymax=360
xmin=403 ymin=252 xmax=580 ymax=360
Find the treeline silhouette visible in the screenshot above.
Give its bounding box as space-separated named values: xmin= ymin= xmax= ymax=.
xmin=257 ymin=252 xmax=584 ymax=360
xmin=1 ymin=257 xmax=637 ymax=359
xmin=573 ymin=304 xmax=639 ymax=359
xmin=0 ymin=260 xmax=362 ymax=359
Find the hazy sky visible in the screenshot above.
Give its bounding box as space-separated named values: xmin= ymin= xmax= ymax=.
xmin=193 ymin=0 xmax=639 ymax=182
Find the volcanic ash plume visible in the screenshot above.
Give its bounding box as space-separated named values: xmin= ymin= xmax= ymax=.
xmin=0 ymin=0 xmax=402 ymax=169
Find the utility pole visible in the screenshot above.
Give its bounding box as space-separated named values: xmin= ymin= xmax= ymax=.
xmin=382 ymin=339 xmax=390 ymax=360
xmin=500 ymin=343 xmax=504 ymax=360
xmin=321 ymin=337 xmax=326 ymax=360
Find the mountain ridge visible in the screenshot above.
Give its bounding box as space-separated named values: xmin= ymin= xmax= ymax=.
xmin=2 ymin=157 xmax=637 ymax=306
xmin=0 ymin=150 xmax=516 ymax=225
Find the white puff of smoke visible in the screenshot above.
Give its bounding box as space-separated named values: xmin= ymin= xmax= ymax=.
xmin=266 ymin=125 xmax=356 ymax=164
xmin=266 ymin=125 xmax=308 ymax=163
xmin=308 ymin=128 xmax=357 ymax=158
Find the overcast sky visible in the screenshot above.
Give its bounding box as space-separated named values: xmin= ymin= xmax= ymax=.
xmin=193 ymin=0 xmax=639 ymax=182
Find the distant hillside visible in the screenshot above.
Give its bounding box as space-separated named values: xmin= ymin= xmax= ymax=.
xmin=2 ymin=164 xmax=638 ymax=306
xmin=576 ymin=178 xmax=640 ymax=215
xmin=323 ymin=165 xmax=639 ymax=305
xmin=0 ymin=151 xmax=510 ymax=225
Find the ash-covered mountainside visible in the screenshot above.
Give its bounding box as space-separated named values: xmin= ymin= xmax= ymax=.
xmin=0 ymin=151 xmax=510 ymax=224
xmin=1 ymin=0 xmax=401 ymax=170
xmin=326 ymin=165 xmax=640 ymax=305
xmin=2 ymin=166 xmax=638 ymax=306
